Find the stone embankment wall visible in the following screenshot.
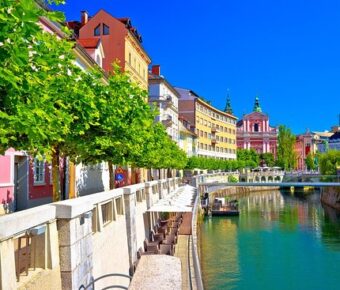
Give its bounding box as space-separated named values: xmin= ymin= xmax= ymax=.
xmin=321 ymin=186 xmax=340 ymax=210
xmin=210 ymin=186 xmax=280 ymax=198
xmin=0 ymin=177 xmax=181 ymax=290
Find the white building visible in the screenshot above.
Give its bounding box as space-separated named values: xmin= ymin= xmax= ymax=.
xmin=148 ymin=65 xmax=179 ymax=143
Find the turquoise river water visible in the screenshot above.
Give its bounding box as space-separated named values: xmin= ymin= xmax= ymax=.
xmin=200 ymin=190 xmax=340 ymax=290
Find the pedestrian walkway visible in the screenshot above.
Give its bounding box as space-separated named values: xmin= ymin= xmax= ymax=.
xmin=175 ymin=235 xmax=198 ymax=290
xmin=178 ymin=213 xmax=192 ymax=235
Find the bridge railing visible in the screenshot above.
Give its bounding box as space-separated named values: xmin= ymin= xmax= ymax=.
xmin=282 ymin=175 xmax=340 ymax=183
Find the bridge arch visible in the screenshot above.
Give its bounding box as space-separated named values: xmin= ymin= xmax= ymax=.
xmin=268 ymin=176 xmax=273 ymax=182
xmin=261 ymin=176 xmax=266 ymax=183
xmin=255 ymin=176 xmax=260 ymax=183
xmin=275 ymin=176 xmax=281 ymax=182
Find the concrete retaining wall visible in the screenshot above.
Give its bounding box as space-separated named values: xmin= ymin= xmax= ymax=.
xmin=212 ymin=186 xmax=280 ymax=197
xmin=0 ymin=177 xmax=181 ymax=290
xmin=321 ymin=186 xmax=340 ymax=210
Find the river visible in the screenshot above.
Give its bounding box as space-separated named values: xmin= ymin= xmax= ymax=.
xmin=200 ymin=190 xmax=340 ymax=290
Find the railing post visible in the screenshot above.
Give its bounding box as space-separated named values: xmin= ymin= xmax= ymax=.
xmin=55 ymin=202 xmax=94 ymax=290
xmin=144 ymin=183 xmax=153 ymax=209
xmin=0 ymin=238 xmax=16 ymax=289
xmin=158 ymin=181 xmax=163 ymax=199
xmin=123 ymin=187 xmax=138 ymax=269
xmin=167 ymin=179 xmax=171 ymax=195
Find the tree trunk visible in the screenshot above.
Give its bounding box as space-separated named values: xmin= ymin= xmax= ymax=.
xmin=108 ymin=161 xmax=115 ymax=190
xmin=52 ymin=146 xmax=61 ymax=202
xmin=69 ymin=161 xmax=76 ymax=198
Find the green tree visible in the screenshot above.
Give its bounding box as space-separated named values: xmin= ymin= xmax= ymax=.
xmin=0 ymin=0 xmax=102 ymax=200
xmin=237 ymin=149 xmax=259 ymax=168
xmin=260 ymin=152 xmax=275 ymax=167
xmin=305 ymin=153 xmax=316 ymax=171
xmin=277 ymin=125 xmax=296 ymax=170
xmin=228 ymin=175 xmax=238 ymax=183
xmin=319 ymin=150 xmax=340 ymax=175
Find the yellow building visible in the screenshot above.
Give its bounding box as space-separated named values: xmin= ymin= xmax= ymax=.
xmin=124 ymin=30 xmax=151 ymax=90
xmin=176 ymin=88 xmax=237 ymax=159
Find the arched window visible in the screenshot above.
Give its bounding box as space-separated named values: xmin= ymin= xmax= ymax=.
xmin=254 ymin=123 xmax=259 ymax=132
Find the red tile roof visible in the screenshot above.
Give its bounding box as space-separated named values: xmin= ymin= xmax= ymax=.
xmin=77 ymin=38 xmax=100 ymax=49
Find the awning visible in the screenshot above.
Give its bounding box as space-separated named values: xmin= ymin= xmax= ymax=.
xmin=147 ymin=184 xmax=196 ymax=213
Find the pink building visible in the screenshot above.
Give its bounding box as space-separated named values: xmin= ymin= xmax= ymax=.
xmin=0 ymin=149 xmax=16 ymax=215
xmin=236 ymin=97 xmax=278 ymax=157
xmin=294 ymin=130 xmax=318 ymax=170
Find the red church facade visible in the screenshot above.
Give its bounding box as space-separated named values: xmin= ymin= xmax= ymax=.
xmin=236 ymin=97 xmax=278 ymax=157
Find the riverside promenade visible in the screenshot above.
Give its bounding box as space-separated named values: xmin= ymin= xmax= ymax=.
xmin=0 ymin=172 xmax=227 ymax=290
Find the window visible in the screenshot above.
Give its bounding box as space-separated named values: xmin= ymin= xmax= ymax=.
xmin=103 ymin=24 xmax=110 ymax=35
xmin=94 ymin=24 xmax=100 ymax=36
xmin=34 ymin=158 xmax=45 ymax=184
xmin=96 ymin=54 xmax=101 ymax=66
xmin=101 ymin=201 xmax=113 ymax=226
xmin=254 ymin=124 xmax=259 ymax=132
xmin=129 ymin=53 xmax=131 ymax=64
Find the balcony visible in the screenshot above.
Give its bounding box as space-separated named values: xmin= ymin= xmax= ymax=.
xmin=211 ymin=126 xmax=218 ymax=133
xmin=164 ymin=96 xmax=173 ymax=109
xmin=162 ymin=115 xmax=173 ymax=127
xmin=148 ymin=95 xmax=174 ymax=110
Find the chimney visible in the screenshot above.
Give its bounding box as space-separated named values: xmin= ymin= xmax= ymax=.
xmin=81 ymin=11 xmax=89 ymax=25
xmin=151 ymin=65 xmax=160 ymax=76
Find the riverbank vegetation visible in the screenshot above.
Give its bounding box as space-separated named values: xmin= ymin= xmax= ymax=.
xmin=277 ymin=125 xmax=297 ymax=170
xmin=186 ymin=150 xmax=276 ymax=171
xmin=318 ymin=150 xmax=340 ymax=175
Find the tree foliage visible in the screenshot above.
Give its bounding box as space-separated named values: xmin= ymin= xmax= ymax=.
xmin=237 ymin=149 xmax=259 ymax=168
xmin=260 ymin=152 xmax=275 ymax=167
xmin=319 ymin=150 xmax=340 ymax=175
xmin=305 ymin=153 xmax=316 ymax=171
xmin=0 ymin=0 xmax=188 ymax=198
xmin=277 ymin=125 xmax=296 ymax=170
xmin=186 ymin=156 xmax=244 ymax=171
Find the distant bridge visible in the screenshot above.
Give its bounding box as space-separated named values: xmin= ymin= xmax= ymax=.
xmin=202 ymin=182 xmax=340 ymax=188
xmin=200 ymin=175 xmax=340 ymax=189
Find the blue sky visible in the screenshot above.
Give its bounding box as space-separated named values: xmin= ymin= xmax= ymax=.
xmin=53 ymin=0 xmax=340 ymax=134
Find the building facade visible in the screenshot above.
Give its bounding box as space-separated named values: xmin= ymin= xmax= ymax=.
xmin=294 ymin=131 xmax=315 ymax=171
xmin=236 ymin=97 xmax=278 ymax=157
xmin=70 ymin=10 xmax=151 ymax=89
xmin=178 ymin=117 xmax=197 ymax=157
xmin=149 ymin=65 xmax=180 ymax=143
xmin=176 ymin=87 xmax=237 ymax=160
xmin=317 ymin=131 xmax=340 ymax=153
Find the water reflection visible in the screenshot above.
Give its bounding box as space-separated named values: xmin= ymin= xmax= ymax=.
xmin=321 ymin=203 xmax=340 ymax=251
xmin=201 ymin=190 xmax=340 ymax=290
